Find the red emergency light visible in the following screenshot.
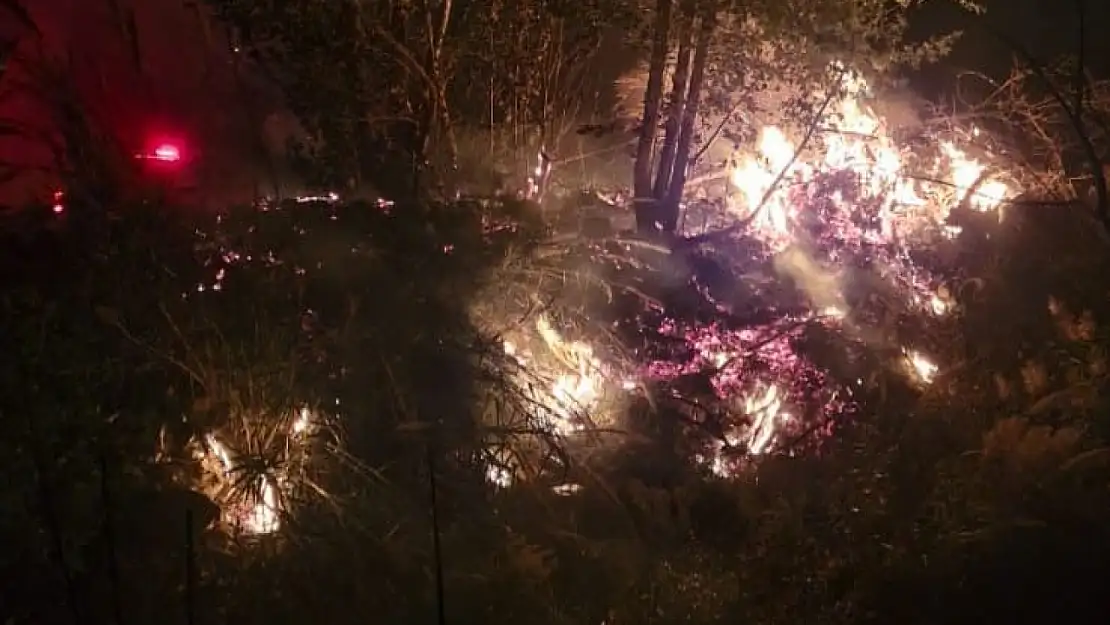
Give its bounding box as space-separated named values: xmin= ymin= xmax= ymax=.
xmin=152 ymin=144 xmax=181 ymax=162
xmin=135 ymin=141 xmax=183 ymax=163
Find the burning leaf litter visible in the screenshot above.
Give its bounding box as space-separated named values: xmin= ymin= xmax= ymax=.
xmin=181 ymin=61 xmax=1015 ymax=521
xmin=189 ymin=405 xmax=322 ymax=535
xmin=482 ymin=64 xmax=1010 ymax=480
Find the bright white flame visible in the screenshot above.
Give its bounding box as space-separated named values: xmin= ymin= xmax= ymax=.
xmin=927 ymin=293 xmax=948 ymax=315
xmin=295 ymin=192 xmax=340 ymax=203
xmin=486 ymin=463 xmax=513 ymax=488
xmin=707 ymin=383 xmax=791 ymax=477
xmin=904 ymin=349 xmax=938 ymax=384
xmin=743 ymin=383 xmax=789 ymax=455
xmin=531 ymin=315 xmax=607 ymax=434
xmin=194 ymin=406 xmax=318 ymax=535
xmin=727 ymin=66 xmax=1013 ymax=247
xmin=486 ymin=314 xmax=634 ymax=486
xmin=202 ymin=435 xmax=280 ymax=534
xmin=292 ymin=405 xmax=311 ymax=434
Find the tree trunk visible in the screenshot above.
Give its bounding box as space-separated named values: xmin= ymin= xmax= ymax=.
xmin=437 ymin=84 xmax=458 ymax=167
xmin=414 ymin=0 xmax=456 ymax=176
xmin=652 ymin=14 xmax=694 ymax=200
xmin=660 ymin=8 xmax=715 ymax=232
xmin=633 ymin=0 xmax=672 ymax=231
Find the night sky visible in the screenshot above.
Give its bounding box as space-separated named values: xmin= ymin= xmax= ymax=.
xmin=909 ymin=0 xmax=1110 ymax=94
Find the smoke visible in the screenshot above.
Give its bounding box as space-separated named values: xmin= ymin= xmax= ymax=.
xmin=773 ymin=245 xmax=845 ymax=314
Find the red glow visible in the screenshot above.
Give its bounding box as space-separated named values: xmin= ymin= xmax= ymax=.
xmin=152 ymin=144 xmax=181 ymax=162
xmin=52 ymin=190 xmax=64 ymax=213
xmin=135 ymin=142 xmax=183 ymax=162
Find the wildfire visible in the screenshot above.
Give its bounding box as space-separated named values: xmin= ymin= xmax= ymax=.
xmin=489 ymin=313 xmax=804 ymax=484
xmin=182 ymin=62 xmax=1016 ymax=499
xmin=499 ymin=315 xmax=614 ymax=435
xmin=484 ymin=314 xmax=633 ymax=487
xmin=904 ymin=350 xmax=939 ymax=384
xmin=727 ymin=67 xmax=1012 ymax=247
xmin=640 ymin=64 xmax=1021 ymax=476
xmin=192 ymin=405 xmax=318 ymax=535
xmin=705 ymin=383 xmax=791 ymax=477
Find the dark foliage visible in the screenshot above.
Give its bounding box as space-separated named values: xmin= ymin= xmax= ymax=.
xmin=5 ymin=179 xmax=1110 ymax=625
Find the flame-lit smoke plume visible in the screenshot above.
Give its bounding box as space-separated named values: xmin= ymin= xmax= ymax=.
xmin=492 ymin=64 xmax=1013 ymax=481
xmin=670 ymin=66 xmax=1010 ymax=470
xmin=178 ymin=62 xmax=1015 ymax=500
